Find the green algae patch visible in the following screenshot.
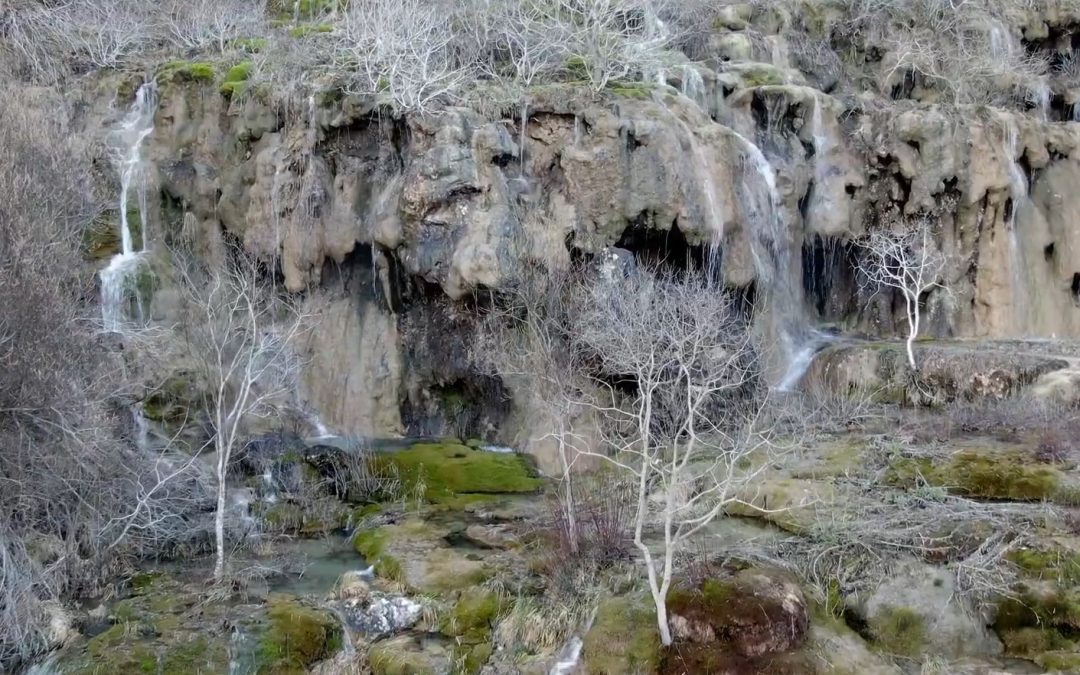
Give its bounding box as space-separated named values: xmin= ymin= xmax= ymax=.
xmin=581 ymin=596 xmax=661 ymax=675
xmin=1008 ymin=547 xmax=1080 ymax=585
xmin=887 ymin=450 xmax=1063 ymax=501
xmin=441 ymin=589 xmax=504 ymax=641
xmin=158 ymin=61 xmax=216 ymax=85
xmin=373 ymin=442 xmax=540 ymax=503
xmin=288 ymin=23 xmax=333 ymax=38
xmin=220 ymin=61 xmax=253 ymax=98
xmin=232 ymin=37 xmax=268 ymax=52
xmin=867 ymin=605 xmax=926 ymax=657
xmin=351 ymin=527 xmax=405 ymax=582
xmin=258 ymin=598 xmax=342 ymax=673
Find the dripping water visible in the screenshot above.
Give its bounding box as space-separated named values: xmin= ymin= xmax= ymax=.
xmin=680 ymin=65 xmax=708 ymax=114
xmin=1004 ymin=117 xmax=1031 ymax=333
xmin=101 ymin=82 xmax=157 ymax=332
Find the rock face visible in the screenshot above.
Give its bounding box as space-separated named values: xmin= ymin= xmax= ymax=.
xmin=88 ymin=3 xmax=1080 ymax=442
xmin=855 ymin=558 xmax=1003 ymax=660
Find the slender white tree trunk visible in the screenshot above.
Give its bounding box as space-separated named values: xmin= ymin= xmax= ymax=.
xmin=213 ymin=431 xmax=228 ymax=581
xmin=905 ymin=293 xmax=918 ymax=370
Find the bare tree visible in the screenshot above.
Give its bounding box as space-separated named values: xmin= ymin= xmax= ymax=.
xmin=549 ymin=0 xmax=671 ymax=91
xmin=857 ymin=225 xmax=946 ymax=371
xmin=336 ymin=0 xmax=474 ymax=113
xmin=570 ymin=263 xmax=781 ymax=646
xmin=158 ymin=0 xmax=269 ymax=54
xmin=172 ymin=244 xmax=312 ymax=581
xmin=475 ymin=264 xmax=588 ymax=553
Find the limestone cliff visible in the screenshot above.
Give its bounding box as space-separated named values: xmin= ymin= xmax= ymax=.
xmin=84 ymin=2 xmax=1080 ymax=441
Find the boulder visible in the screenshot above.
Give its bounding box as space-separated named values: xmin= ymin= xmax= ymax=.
xmin=335 ymin=592 xmax=421 ymax=641
xmin=667 ymin=568 xmax=809 ymax=658
xmin=855 ymin=558 xmax=1002 ymax=660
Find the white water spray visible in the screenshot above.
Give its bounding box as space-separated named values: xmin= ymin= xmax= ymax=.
xmin=988 ymin=19 xmax=1016 ymax=60
xmin=1030 ymin=79 xmax=1051 ymax=122
xmin=680 ymin=65 xmax=708 ymax=114
xmin=1004 ymin=118 xmax=1031 ymax=333
xmin=101 ymin=82 xmax=157 ymax=332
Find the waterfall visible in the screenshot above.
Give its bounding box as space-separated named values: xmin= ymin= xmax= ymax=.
xmin=101 ymin=82 xmax=157 ymax=332
xmin=680 ymin=65 xmax=708 ymax=114
xmin=1030 ymin=79 xmax=1051 ymax=122
xmin=727 ymin=128 xmax=812 ymax=378
xmin=1003 ymin=118 xmax=1031 ymax=333
xmin=988 ymin=19 xmax=1016 ymax=60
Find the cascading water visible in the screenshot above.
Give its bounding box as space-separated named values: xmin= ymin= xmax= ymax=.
xmin=680 ymin=65 xmax=708 ymax=114
xmin=100 ymin=82 xmax=157 ymax=332
xmin=1030 ymin=79 xmax=1051 ymax=122
xmin=988 ymin=19 xmax=1016 ymax=60
xmin=1004 ymin=118 xmax=1032 ymax=333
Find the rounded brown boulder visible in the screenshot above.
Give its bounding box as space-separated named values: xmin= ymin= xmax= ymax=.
xmin=667 ymin=568 xmax=809 ymax=658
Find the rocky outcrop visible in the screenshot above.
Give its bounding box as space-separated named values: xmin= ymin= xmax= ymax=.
xmin=73 ymin=0 xmax=1080 ymax=442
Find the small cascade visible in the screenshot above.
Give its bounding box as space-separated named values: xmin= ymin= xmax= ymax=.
xmin=988 ymin=19 xmax=1017 ymax=60
xmin=1030 ymin=79 xmax=1051 ymax=122
xmin=228 ymin=627 xmax=259 ymax=675
xmin=775 ymin=330 xmax=836 ymax=392
xmin=261 ymin=468 xmax=279 ymax=504
xmin=229 ymin=488 xmax=258 ymax=533
xmin=549 ymin=636 xmax=585 ymax=675
xmin=573 ymin=114 xmax=584 ymax=147
xmin=132 ymin=406 xmax=150 ymax=453
xmin=101 ymin=82 xmax=157 ymax=332
xmin=680 ymin=65 xmax=708 ymax=113
xmin=1003 ymin=118 xmax=1032 ymax=333
xmin=727 ymin=128 xmax=813 ymax=378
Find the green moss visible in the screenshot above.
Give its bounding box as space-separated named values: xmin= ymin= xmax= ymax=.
xmin=231 ymin=37 xmax=269 ymax=52
xmin=160 ymin=637 xmax=229 ymax=674
xmin=288 ymin=23 xmax=333 ymax=38
xmin=129 ymin=571 xmax=163 ymax=593
xmin=582 ymin=596 xmax=661 ymax=675
xmin=451 ymin=641 xmax=493 ymax=675
xmin=995 ymin=584 xmax=1080 ymax=632
xmin=143 ymin=372 xmax=201 ymax=424
xmin=1038 ymin=651 xmax=1080 ymax=671
xmin=867 ymin=605 xmax=926 ymax=656
xmin=158 ymin=61 xmax=216 ymax=85
xmin=607 ymin=80 xmax=653 ymax=100
xmin=441 ymin=589 xmax=503 ymax=641
xmin=258 ymin=599 xmax=342 ymax=673
xmin=565 ymin=55 xmax=590 ymax=79
xmin=352 ymin=527 xmax=387 ymax=559
xmin=372 ymin=442 xmax=540 ymax=503
xmin=1008 ymin=548 xmax=1080 ymax=585
xmin=220 ymin=60 xmax=253 ymax=98
xmin=740 ymin=65 xmax=786 ymax=87
xmin=83 ymin=214 xmax=121 ymax=260
xmin=888 ymin=451 xmax=1063 ymax=501
xmin=351 ymin=528 xmax=405 ymax=582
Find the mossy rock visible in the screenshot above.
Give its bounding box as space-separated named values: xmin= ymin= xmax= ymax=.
xmin=368 ymin=636 xmax=442 ymax=675
xmin=451 ymin=641 xmax=493 ymax=675
xmin=887 ymin=450 xmax=1064 ymax=501
xmin=288 ymin=23 xmax=334 ymax=38
xmin=666 ymin=569 xmax=809 ymax=658
xmin=157 ymin=61 xmax=216 ymax=85
xmin=1008 ymin=547 xmax=1080 ymax=585
xmin=143 ymin=372 xmax=202 ymax=424
xmin=220 ymin=60 xmax=253 ymax=98
xmin=995 ymin=583 xmax=1080 ymax=633
xmin=231 ymin=37 xmax=268 ymax=52
xmin=351 ymin=527 xmax=406 ymax=583
xmin=83 ymin=214 xmax=122 ymax=260
xmin=440 ymin=588 xmax=505 ymax=643
xmin=258 ymin=598 xmax=342 ymax=673
xmin=259 ymin=498 xmax=352 ymax=537
xmin=581 ymin=596 xmax=661 ymax=675
xmin=372 ymin=442 xmax=540 ymax=504
xmin=607 ymin=80 xmax=654 ymax=100
xmin=866 ymin=604 xmax=926 ymax=657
